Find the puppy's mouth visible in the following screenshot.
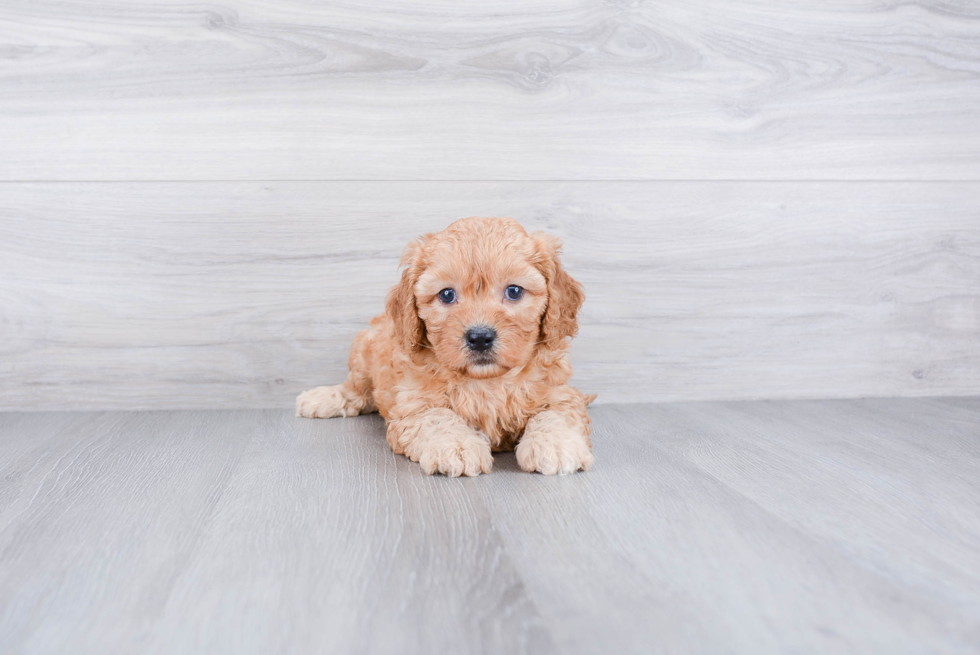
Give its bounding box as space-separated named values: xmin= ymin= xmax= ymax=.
xmin=464 ymin=352 xmax=509 ymax=378
xmin=469 ymin=351 xmax=497 ymax=366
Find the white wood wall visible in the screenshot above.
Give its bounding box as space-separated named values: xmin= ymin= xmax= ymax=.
xmin=1 ymin=1 xmax=978 ymax=410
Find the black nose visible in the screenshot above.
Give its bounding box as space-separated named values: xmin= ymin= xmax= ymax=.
xmin=465 ymin=326 xmax=496 ymax=352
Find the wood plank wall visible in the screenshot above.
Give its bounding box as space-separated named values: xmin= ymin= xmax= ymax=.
xmin=1 ymin=1 xmax=978 ymax=409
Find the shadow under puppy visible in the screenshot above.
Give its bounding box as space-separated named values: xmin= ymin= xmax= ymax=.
xmin=297 ymin=217 xmax=594 ymax=477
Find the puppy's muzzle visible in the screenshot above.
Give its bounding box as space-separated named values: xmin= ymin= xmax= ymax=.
xmin=464 ymin=326 xmax=496 ymax=354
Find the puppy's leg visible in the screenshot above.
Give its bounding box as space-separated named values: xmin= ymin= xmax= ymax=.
xmin=296 ymin=324 xmax=379 ymax=419
xmin=295 ymin=379 xmax=375 ymax=418
xmin=516 ymin=388 xmax=593 ymax=475
xmin=387 ymin=408 xmax=493 ymax=477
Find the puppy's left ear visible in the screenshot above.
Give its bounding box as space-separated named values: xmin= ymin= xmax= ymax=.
xmin=386 ymin=236 xmax=431 ymax=354
xmin=532 ymin=232 xmax=585 ymax=347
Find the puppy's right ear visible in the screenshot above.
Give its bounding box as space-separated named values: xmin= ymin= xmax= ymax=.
xmin=386 ymin=236 xmax=430 ymax=353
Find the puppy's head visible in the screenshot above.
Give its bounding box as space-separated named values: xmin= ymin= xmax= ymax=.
xmin=386 ymin=217 xmax=584 ymax=378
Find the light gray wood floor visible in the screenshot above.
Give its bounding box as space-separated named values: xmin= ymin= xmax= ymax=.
xmin=1 ymin=398 xmax=978 ymax=654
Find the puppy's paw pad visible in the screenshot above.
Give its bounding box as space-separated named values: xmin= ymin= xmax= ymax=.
xmin=417 ymin=437 xmax=493 ymax=478
xmin=295 ymin=386 xmax=348 ymax=418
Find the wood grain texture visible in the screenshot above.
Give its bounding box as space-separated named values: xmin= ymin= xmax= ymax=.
xmin=478 ymin=398 xmax=980 ymax=654
xmin=1 ymin=181 xmax=977 ymax=410
xmin=2 ymin=0 xmax=979 ymax=180
xmin=1 ymin=398 xmax=978 ymax=653
xmin=0 ymin=409 xmax=554 ymax=655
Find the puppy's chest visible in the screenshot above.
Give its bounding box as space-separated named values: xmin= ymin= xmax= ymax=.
xmin=447 ymin=378 xmax=539 ymax=443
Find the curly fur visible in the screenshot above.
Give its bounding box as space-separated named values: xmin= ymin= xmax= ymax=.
xmin=296 ymin=217 xmax=594 ymax=476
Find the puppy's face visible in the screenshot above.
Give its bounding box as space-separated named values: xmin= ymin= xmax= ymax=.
xmin=415 ymin=233 xmax=549 ymax=379
xmin=387 ymin=217 xmax=584 ymax=379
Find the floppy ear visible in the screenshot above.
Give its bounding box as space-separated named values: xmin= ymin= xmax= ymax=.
xmin=532 ymin=232 xmax=585 ymax=348
xmin=386 ymin=236 xmax=431 ymax=353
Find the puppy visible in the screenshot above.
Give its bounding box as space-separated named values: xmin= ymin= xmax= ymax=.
xmin=296 ymin=217 xmax=594 ymax=477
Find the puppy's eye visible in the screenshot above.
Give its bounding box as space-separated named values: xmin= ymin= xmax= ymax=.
xmin=438 ymin=288 xmax=457 ymax=304
xmin=505 ymin=285 xmax=524 ymax=301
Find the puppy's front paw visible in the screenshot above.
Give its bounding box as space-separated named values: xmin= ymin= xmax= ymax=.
xmin=393 ymin=409 xmax=492 ymax=477
xmin=516 ymin=410 xmax=594 ymax=475
xmin=388 ymin=409 xmax=493 ymax=477
xmin=416 ymin=430 xmax=493 ymax=477
xmin=296 ymin=385 xmax=348 ymax=418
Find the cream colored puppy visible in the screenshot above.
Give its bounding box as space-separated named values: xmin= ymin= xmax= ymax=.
xmin=297 ymin=217 xmax=594 ymax=477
